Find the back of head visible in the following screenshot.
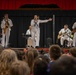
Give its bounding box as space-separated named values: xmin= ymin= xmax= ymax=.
xmin=50 ymin=55 xmax=76 ymax=75
xmin=0 ymin=49 xmax=18 ymax=75
xmin=69 ymin=47 xmax=76 ymax=57
xmin=37 ymin=55 xmax=50 ymax=64
xmin=0 ymin=49 xmax=18 ymax=63
xmin=14 ymin=49 xmax=25 ymax=60
xmin=10 ymin=61 xmax=30 ymax=75
xmin=25 ymin=48 xmax=38 ymax=73
xmin=33 ymin=56 xmax=48 ymax=75
xmin=49 ymin=45 xmax=61 ymax=60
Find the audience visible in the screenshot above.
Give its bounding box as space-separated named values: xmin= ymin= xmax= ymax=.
xmin=0 ymin=44 xmax=76 ymax=75
xmin=0 ymin=49 xmax=18 ymax=75
xmin=37 ymin=55 xmax=50 ymax=64
xmin=10 ymin=61 xmax=30 ymax=75
xmin=49 ymin=45 xmax=62 ymax=62
xmin=0 ymin=45 xmax=4 ymax=54
xmin=25 ymin=48 xmax=39 ymax=74
xmin=33 ymin=56 xmax=48 ymax=75
xmin=69 ymin=47 xmax=76 ymax=57
xmin=13 ymin=49 xmax=25 ymax=60
xmin=50 ymin=55 xmax=76 ymax=75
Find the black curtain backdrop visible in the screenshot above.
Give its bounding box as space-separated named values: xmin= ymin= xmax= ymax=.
xmin=0 ymin=10 xmax=76 ymax=48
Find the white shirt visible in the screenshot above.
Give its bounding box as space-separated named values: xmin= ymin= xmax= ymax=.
xmin=59 ymin=28 xmax=71 ymax=38
xmin=72 ymin=22 xmax=76 ymax=29
xmin=31 ymin=19 xmax=49 ymax=31
xmin=26 ymin=29 xmax=31 ymax=35
xmin=1 ymin=18 xmax=13 ymax=31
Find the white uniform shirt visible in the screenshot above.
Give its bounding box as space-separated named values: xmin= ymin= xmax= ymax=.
xmin=26 ymin=29 xmax=31 ymax=35
xmin=1 ymin=19 xmax=13 ymax=31
xmin=72 ymin=22 xmax=76 ymax=29
xmin=31 ymin=19 xmax=49 ymax=32
xmin=59 ymin=28 xmax=71 ymax=38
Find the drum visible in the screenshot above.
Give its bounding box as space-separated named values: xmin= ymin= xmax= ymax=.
xmin=27 ymin=37 xmax=33 ymax=47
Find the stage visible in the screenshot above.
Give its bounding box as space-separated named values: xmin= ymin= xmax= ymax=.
xmin=11 ymin=47 xmax=70 ymax=53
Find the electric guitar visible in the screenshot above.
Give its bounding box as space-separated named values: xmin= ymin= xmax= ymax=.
xmin=58 ymin=32 xmax=72 ymax=39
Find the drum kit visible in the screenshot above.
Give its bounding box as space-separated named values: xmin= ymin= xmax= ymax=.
xmin=22 ymin=33 xmax=33 ymax=48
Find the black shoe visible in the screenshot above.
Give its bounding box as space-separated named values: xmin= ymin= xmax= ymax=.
xmin=31 ymin=46 xmax=34 ymax=48
xmin=61 ymin=45 xmax=64 ymax=48
xmin=72 ymin=46 xmax=74 ymax=47
xmin=35 ymin=46 xmax=39 ymax=48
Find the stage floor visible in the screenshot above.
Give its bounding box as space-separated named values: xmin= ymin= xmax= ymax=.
xmin=11 ymin=47 xmax=70 ymax=53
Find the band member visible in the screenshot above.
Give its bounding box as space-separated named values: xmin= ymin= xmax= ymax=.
xmin=26 ymin=26 xmax=33 ymax=47
xmin=58 ymin=24 xmax=72 ymax=47
xmin=1 ymin=14 xmax=13 ymax=47
xmin=31 ymin=15 xmax=52 ymax=48
xmin=72 ymin=22 xmax=76 ymax=46
xmin=26 ymin=26 xmax=32 ymax=35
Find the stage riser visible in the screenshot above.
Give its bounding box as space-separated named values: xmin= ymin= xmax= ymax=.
xmin=11 ymin=48 xmax=70 ymax=53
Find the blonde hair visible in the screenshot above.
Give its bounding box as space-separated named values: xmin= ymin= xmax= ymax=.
xmin=0 ymin=49 xmax=18 ymax=75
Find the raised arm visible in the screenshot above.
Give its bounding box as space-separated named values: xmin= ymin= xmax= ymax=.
xmin=39 ymin=18 xmax=52 ymax=23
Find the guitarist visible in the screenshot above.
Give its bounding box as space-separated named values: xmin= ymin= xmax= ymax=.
xmin=72 ymin=22 xmax=76 ymax=47
xmin=58 ymin=24 xmax=72 ymax=47
xmin=1 ymin=14 xmax=13 ymax=47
